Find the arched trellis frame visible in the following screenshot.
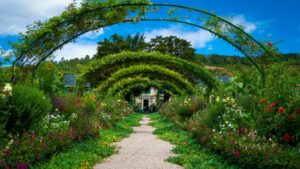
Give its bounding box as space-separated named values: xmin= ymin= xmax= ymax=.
xmin=97 ymin=64 xmax=194 ymax=95
xmin=82 ymin=51 xmax=220 ymax=90
xmin=116 ymin=83 xmax=175 ymax=99
xmin=11 ymin=1 xmax=274 ymax=85
xmin=108 ymin=77 xmax=183 ymax=97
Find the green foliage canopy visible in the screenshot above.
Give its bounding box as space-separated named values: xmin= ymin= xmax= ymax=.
xmin=97 ymin=64 xmax=194 ymax=95
xmin=107 ymin=77 xmax=185 ymax=96
xmin=82 ymin=51 xmax=220 ymax=90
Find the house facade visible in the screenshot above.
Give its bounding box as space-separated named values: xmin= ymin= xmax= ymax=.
xmin=135 ymin=87 xmax=164 ymax=112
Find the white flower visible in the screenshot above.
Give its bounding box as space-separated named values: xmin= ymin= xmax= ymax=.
xmin=0 ymin=94 xmax=6 ymax=99
xmin=212 ymin=129 xmax=216 ymax=132
xmin=3 ymin=83 xmax=12 ymax=93
xmin=216 ymin=96 xmax=220 ymax=102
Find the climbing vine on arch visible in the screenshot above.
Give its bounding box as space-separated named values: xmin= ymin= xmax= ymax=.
xmin=107 ymin=77 xmax=185 ymax=97
xmin=96 ymin=64 xmax=195 ymax=95
xmin=10 ymin=0 xmax=277 ymax=86
xmin=81 ymin=51 xmax=220 ymax=90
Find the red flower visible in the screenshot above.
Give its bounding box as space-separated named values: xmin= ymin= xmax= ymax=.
xmin=283 ymin=133 xmax=292 ymax=143
xmin=267 ymin=41 xmax=272 ymax=47
xmin=265 ymin=107 xmax=270 ymax=113
xmin=264 ymin=157 xmax=269 ymax=162
xmin=288 ymin=114 xmax=296 ymax=120
xmin=296 ymin=109 xmax=300 ymax=115
xmin=278 ymin=107 xmax=284 ymax=114
xmin=260 ymin=99 xmax=267 ymax=104
xmin=269 ymin=102 xmax=276 ymax=108
xmin=232 ymin=150 xmax=241 ymax=158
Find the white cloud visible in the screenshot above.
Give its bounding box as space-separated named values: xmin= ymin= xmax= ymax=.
xmin=144 ymin=25 xmax=214 ymax=48
xmin=80 ymin=28 xmax=104 ymax=39
xmin=230 ymin=15 xmax=257 ymax=33
xmin=53 ymin=42 xmax=97 ymax=61
xmin=0 ymin=0 xmax=81 ymax=35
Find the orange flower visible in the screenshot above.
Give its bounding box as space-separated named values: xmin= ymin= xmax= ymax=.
xmin=265 ymin=107 xmax=270 ymax=113
xmin=260 ymin=99 xmax=267 ymax=104
xmin=89 ymin=94 xmax=96 ymax=102
xmin=75 ymin=97 xmax=80 ymax=106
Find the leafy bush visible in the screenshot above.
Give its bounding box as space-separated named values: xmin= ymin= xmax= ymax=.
xmin=5 ymin=85 xmax=52 ymax=134
xmin=0 ymin=83 xmax=12 ymax=145
xmin=35 ymin=61 xmax=63 ymax=94
xmin=0 ymin=127 xmax=76 ymax=168
xmin=187 ymin=113 xmax=212 ymax=144
xmin=256 ymin=98 xmax=300 ymax=145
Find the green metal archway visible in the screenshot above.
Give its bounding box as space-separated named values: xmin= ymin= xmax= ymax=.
xmin=11 ymin=1 xmax=273 ymax=84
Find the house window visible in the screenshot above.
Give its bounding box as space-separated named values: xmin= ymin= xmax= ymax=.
xmin=142 ymin=88 xmax=150 ymax=94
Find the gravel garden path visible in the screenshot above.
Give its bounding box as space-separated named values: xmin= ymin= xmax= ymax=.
xmin=93 ymin=115 xmax=183 ymax=169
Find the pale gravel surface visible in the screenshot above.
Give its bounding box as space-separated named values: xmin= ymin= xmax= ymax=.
xmin=93 ymin=115 xmax=183 ymax=169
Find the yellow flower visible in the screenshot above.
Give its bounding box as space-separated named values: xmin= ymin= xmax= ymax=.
xmin=58 ymin=72 xmax=64 ymax=78
xmin=46 ymin=62 xmax=54 ymax=70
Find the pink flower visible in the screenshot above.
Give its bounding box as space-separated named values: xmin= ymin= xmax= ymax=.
xmin=269 ymin=102 xmax=276 ymax=108
xmin=267 ymin=41 xmax=272 ymax=47
xmin=232 ymin=150 xmax=241 ymax=158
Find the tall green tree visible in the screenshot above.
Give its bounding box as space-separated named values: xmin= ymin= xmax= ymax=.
xmin=147 ymin=36 xmax=196 ymax=61
xmin=94 ymin=34 xmax=197 ymax=61
xmin=94 ymin=33 xmax=147 ymax=59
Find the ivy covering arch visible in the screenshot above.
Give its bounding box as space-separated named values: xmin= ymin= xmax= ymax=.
xmin=107 ymin=77 xmax=185 ymax=96
xmin=11 ymin=0 xmax=276 ymax=83
xmin=97 ymin=64 xmax=194 ymax=95
xmin=82 ymin=51 xmax=219 ymax=90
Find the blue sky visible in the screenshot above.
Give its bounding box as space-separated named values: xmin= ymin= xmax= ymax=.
xmin=0 ymin=0 xmax=299 ymax=62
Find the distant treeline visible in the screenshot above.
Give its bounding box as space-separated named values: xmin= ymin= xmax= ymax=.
xmin=197 ymin=53 xmax=300 ymax=66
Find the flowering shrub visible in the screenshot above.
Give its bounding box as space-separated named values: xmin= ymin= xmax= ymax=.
xmin=0 ymin=83 xmax=12 ymax=146
xmin=160 ymin=93 xmax=300 ymax=168
xmin=35 ymin=61 xmax=63 ymax=94
xmin=0 ymin=128 xmax=77 ymax=168
xmin=3 ymin=85 xmax=52 ymax=134
xmin=208 ymin=127 xmax=300 ymax=168
xmin=257 ymin=99 xmax=300 ymax=145
xmin=160 ymin=95 xmax=206 ymax=127
xmin=0 ymin=91 xmax=132 ymax=168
